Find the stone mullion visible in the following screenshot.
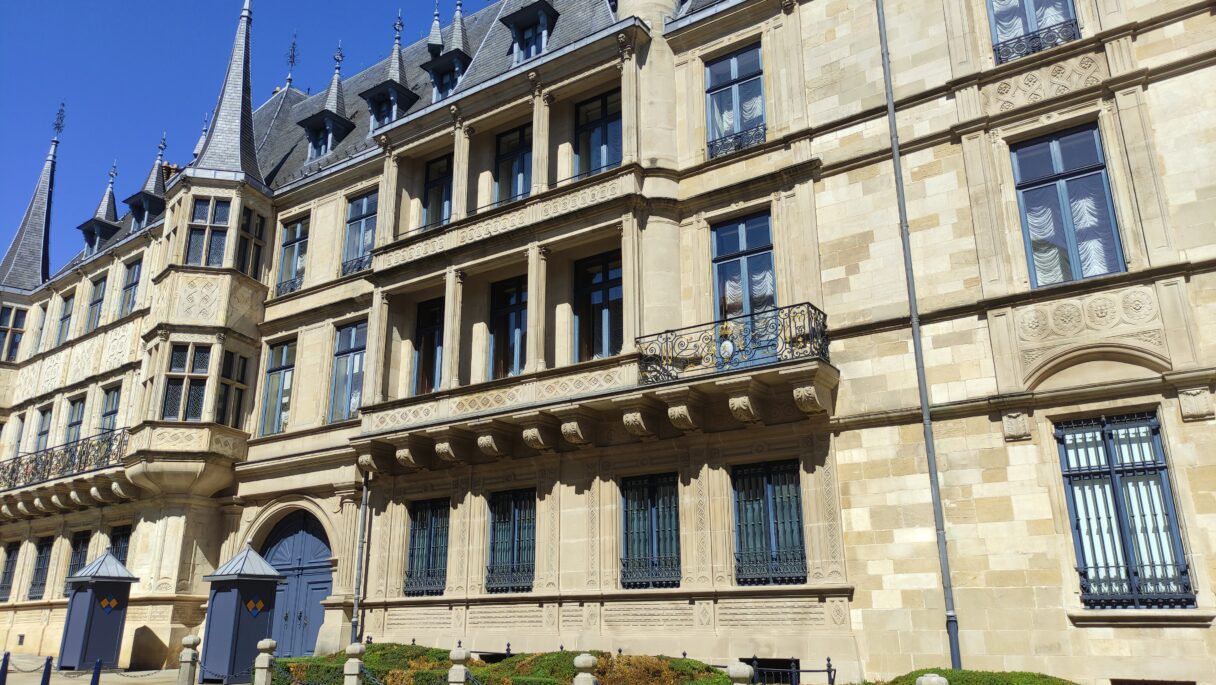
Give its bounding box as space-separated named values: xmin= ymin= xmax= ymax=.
xmin=525 ymin=244 xmax=549 ymax=373
xmin=364 ymin=289 xmax=389 ymax=406
xmin=376 ymin=151 xmax=400 ymax=247
xmin=619 ymin=40 xmax=639 ymax=166
xmin=451 ymin=123 xmax=472 ymax=222
xmin=531 ymin=91 xmax=552 ymax=194
xmin=333 ymin=490 xmax=360 ymax=596
xmin=441 ymin=268 xmax=464 ymax=391
xmin=960 ymin=131 xmax=1013 ymax=299
xmin=619 ymin=214 xmax=639 ymax=354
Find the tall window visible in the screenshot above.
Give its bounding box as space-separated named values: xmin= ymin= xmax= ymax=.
xmin=109 ymin=525 xmax=132 ymax=566
xmin=575 ymin=92 xmax=623 ymax=180
xmin=329 ymin=322 xmax=367 ymax=423
xmin=574 ymin=251 xmax=623 ymax=362
xmin=236 ymin=208 xmax=267 ymax=279
xmin=65 ymin=398 xmax=85 ymax=444
xmin=0 ymin=306 xmax=26 ymax=362
xmin=33 ymin=407 xmax=52 ymax=452
xmin=434 ymin=69 xmax=458 ymax=101
xmin=33 ymin=304 xmax=47 ymax=352
xmin=422 ymin=156 xmax=453 ymax=229
xmin=0 ymin=542 xmax=20 ymax=601
xmin=486 ymin=489 xmax=536 ymax=593
xmin=186 ymin=197 xmax=231 ymax=267
xmin=621 ymin=473 xmax=681 ymax=589
xmin=1013 ymin=125 xmax=1124 ymax=288
xmin=405 ymin=498 xmax=450 ymax=596
xmin=27 ymin=536 xmax=53 ymax=600
xmin=64 ymin=530 xmax=91 ymax=596
xmin=490 ymin=276 xmax=528 ymax=380
xmin=732 ymin=460 xmax=806 ymax=586
xmin=118 ymin=260 xmax=141 ymax=317
xmin=1056 ymin=413 xmax=1194 ymax=609
xmin=99 ymin=387 xmax=121 ymax=433
xmin=513 ymin=21 xmax=545 ymax=64
xmin=414 ymin=299 xmax=444 ymax=396
xmin=277 ymin=218 xmax=308 ymax=296
xmin=342 ymin=193 xmax=377 ymax=276
xmin=85 ymin=276 xmax=107 ymax=333
xmin=216 ymin=351 xmax=249 ymax=429
xmin=55 ymin=294 xmax=75 ymax=345
xmin=162 ymin=343 xmax=210 ymax=422
xmin=988 ymin=0 xmax=1078 ymax=64
xmin=706 ymin=44 xmax=765 ymax=159
xmin=713 ymin=214 xmax=776 ymax=321
xmin=262 ymin=341 xmax=296 ymax=436
xmin=494 ymin=126 xmax=533 ymax=206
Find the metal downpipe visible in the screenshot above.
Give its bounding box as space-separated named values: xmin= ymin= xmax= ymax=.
xmin=350 ymin=471 xmax=372 ymax=644
xmin=873 ymin=0 xmax=962 ymax=668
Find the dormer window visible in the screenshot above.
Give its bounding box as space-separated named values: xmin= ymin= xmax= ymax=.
xmin=517 ymin=22 xmax=543 ymax=63
xmin=434 ymin=68 xmax=459 ymax=101
xmin=502 ymin=1 xmax=558 ymax=67
xmin=131 ymin=206 xmax=148 ymax=231
xmin=308 ymin=125 xmax=333 ymax=160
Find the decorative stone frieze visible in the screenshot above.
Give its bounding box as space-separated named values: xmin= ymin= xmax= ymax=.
xmin=983 ymin=52 xmax=1107 ymax=115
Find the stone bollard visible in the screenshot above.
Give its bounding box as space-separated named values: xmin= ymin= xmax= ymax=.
xmin=573 ymin=653 xmax=599 ymax=685
xmin=447 ymin=644 xmax=469 ymax=684
xmin=177 ymin=636 xmax=201 ymax=685
xmin=252 ymin=639 xmax=277 ymax=685
xmin=344 ymin=644 xmax=365 ymax=685
xmin=916 ymin=674 xmax=949 ymax=685
xmin=727 ymin=661 xmax=754 ymax=685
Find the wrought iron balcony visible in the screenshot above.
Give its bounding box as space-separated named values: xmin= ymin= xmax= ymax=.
xmin=1077 ymin=562 xmax=1196 ymax=609
xmin=404 ymin=566 xmax=447 ymax=597
xmin=735 ymin=549 xmax=808 ymax=586
xmin=0 ymin=429 xmax=129 ymax=492
xmin=620 ymin=555 xmax=681 ymax=589
xmin=341 ymin=254 xmax=373 ymax=276
xmin=993 ymin=20 xmax=1079 ymax=65
xmin=708 ymin=124 xmax=767 ymax=160
xmin=637 ymin=302 xmax=829 ymax=386
xmin=276 ymin=275 xmax=304 ymax=297
xmin=485 ymin=562 xmax=534 ymax=594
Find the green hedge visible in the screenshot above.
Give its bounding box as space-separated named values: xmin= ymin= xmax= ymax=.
xmin=879 ymin=669 xmax=1078 ymax=685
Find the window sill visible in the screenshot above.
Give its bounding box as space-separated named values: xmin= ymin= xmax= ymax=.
xmin=1067 ymin=608 xmax=1215 ymax=628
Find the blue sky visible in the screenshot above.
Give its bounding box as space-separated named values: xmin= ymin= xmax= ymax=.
xmin=0 ymin=0 xmax=467 ymax=276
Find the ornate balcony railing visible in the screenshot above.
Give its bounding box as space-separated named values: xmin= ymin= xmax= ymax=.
xmin=1077 ymin=561 xmax=1196 ymax=609
xmin=620 ymin=555 xmax=681 ymax=589
xmin=404 ymin=567 xmax=447 ymax=597
xmin=735 ymin=549 xmax=808 ymax=586
xmin=0 ymin=429 xmax=129 ymax=492
xmin=276 ymin=275 xmax=304 ymax=297
xmin=341 ymin=254 xmax=373 ymax=276
xmin=485 ymin=562 xmax=534 ymax=594
xmin=993 ymin=20 xmax=1079 ymax=65
xmin=637 ymin=302 xmax=829 ymax=386
xmin=708 ymin=124 xmax=767 ymax=160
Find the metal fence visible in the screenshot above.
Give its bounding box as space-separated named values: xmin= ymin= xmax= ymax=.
xmin=993 ymin=20 xmax=1079 ymax=65
xmin=0 ymin=429 xmax=128 ymax=492
xmin=750 ymin=657 xmax=836 ymax=685
xmin=708 ymin=125 xmax=767 ymax=160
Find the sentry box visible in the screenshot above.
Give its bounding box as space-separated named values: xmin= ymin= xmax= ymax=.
xmin=200 ymin=543 xmax=284 ymax=683
xmin=58 ymin=549 xmax=139 ymax=669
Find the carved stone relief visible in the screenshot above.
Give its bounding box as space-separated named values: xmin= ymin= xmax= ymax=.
xmin=984 ymin=53 xmax=1106 ymax=114
xmin=1177 ymin=386 xmax=1214 ymax=422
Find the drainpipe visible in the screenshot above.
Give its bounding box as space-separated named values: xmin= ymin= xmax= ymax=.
xmin=350 ymin=471 xmax=372 ymax=644
xmin=874 ymin=0 xmax=962 ymax=669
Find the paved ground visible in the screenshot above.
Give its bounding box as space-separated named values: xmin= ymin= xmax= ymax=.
xmin=3 ymin=653 xmax=179 ymax=685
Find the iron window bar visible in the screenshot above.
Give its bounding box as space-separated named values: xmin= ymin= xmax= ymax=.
xmin=341 ymin=254 xmax=373 ymax=277
xmin=0 ymin=429 xmax=128 ymax=492
xmin=479 ymin=191 xmax=531 ymax=214
xmin=620 ymin=555 xmax=682 ymax=589
xmin=556 ymin=161 xmax=622 ymax=187
xmin=403 ymin=567 xmax=447 ymax=597
xmin=485 ymin=562 xmax=534 ymax=594
xmin=734 ymin=549 xmax=808 ymax=586
xmin=993 ymin=20 xmax=1079 ymax=64
xmin=276 ymin=276 xmax=304 ymax=297
xmin=708 ymin=124 xmax=767 ymax=160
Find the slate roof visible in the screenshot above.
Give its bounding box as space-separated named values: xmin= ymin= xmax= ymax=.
xmin=67 ymin=549 xmax=138 ymax=584
xmin=204 ymin=543 xmax=284 ymax=581
xmin=193 ymin=0 xmax=264 ymax=185
xmin=0 ymin=137 xmax=57 ymax=292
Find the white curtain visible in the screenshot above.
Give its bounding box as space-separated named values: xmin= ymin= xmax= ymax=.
xmin=741 ymin=95 xmax=764 ymax=128
xmin=709 ymin=94 xmax=734 ymax=141
xmin=1026 ymin=203 xmax=1066 ymax=285
xmin=992 ymin=0 xmax=1028 ymax=40
xmin=1035 ymin=0 xmax=1068 ymax=27
xmin=723 ymin=273 xmax=743 ymax=315
xmin=750 ymin=268 xmax=775 ymax=310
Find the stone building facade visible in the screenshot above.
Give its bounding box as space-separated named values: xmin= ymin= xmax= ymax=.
xmin=0 ymin=0 xmax=1213 ymax=681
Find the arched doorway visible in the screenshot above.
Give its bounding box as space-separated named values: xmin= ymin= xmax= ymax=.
xmin=261 ymin=510 xmax=333 ymax=657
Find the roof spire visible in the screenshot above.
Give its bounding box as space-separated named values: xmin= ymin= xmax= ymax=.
xmin=192 ymin=111 xmax=210 ymax=159
xmin=1 ymin=104 xmax=62 ymax=291
xmin=427 ymin=0 xmax=443 ymax=55
xmin=321 ymin=41 xmax=347 ymax=116
xmin=130 ymin=134 xmax=168 ymax=201
xmin=192 ymin=0 xmax=263 ymax=184
xmin=92 ymin=162 xmax=119 ymax=224
xmin=451 ymin=0 xmax=468 ymax=55
xmin=385 ymin=10 xmax=409 ymax=84
xmin=394 ymin=9 xmax=403 ymax=47
xmin=286 ymin=32 xmax=298 ymax=88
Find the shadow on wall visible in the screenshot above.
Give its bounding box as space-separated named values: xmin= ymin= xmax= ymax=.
xmin=129 ymin=626 xmax=167 ymax=670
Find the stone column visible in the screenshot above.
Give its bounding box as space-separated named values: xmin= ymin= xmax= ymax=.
xmin=618 ymin=37 xmax=639 ymax=166
xmin=364 ymin=289 xmax=389 ymax=405
xmin=441 ymin=268 xmax=465 ymax=391
xmin=376 ymin=148 xmax=400 ymax=247
xmin=451 ymin=117 xmax=472 ymax=222
xmin=619 ymin=217 xmax=638 ymax=354
xmin=531 ymin=87 xmax=553 ymax=195
xmin=525 ymin=244 xmax=549 ymax=373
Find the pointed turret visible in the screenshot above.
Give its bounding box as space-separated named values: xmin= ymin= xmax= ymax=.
xmin=192 ymin=0 xmax=263 ymax=185
xmin=298 ymin=43 xmax=355 ymax=156
xmin=79 ymin=163 xmax=121 ymax=254
xmin=360 ymin=11 xmax=419 ymax=127
xmin=427 ymin=0 xmax=444 ymax=56
xmin=125 ymin=136 xmax=168 ymax=227
xmin=0 ymin=104 xmax=61 ymax=292
xmin=192 ymin=112 xmax=210 ymax=160
xmin=451 ymin=0 xmax=469 ymax=55
xmin=322 ymin=42 xmax=347 ymax=117
xmin=93 ymin=163 xmax=119 ymax=224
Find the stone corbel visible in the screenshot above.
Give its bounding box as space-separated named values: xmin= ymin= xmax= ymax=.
xmin=394 ymin=434 xmax=439 ymax=471
xmin=89 ymin=479 xmax=117 ymax=505
xmin=32 ymin=494 xmax=54 ymax=514
xmin=779 ymin=364 xmax=839 ymax=417
xmin=654 ymin=387 xmax=706 ymax=433
xmin=715 ymin=377 xmax=769 ymax=425
xmin=352 ymin=438 xmax=399 ymax=474
xmin=111 ymin=478 xmax=137 ymax=501
xmin=614 ymin=395 xmax=663 ymax=441
xmin=550 ymin=406 xmax=601 ymax=449
xmin=513 ymin=412 xmax=561 ymax=453
xmin=16 ymin=501 xmax=33 ymax=517
xmin=469 ymin=419 xmax=515 ymax=458
xmin=427 ymin=427 xmax=483 ymax=465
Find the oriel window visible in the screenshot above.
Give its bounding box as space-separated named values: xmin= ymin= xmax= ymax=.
xmin=0 ymin=306 xmax=26 ymax=362
xmin=216 ymin=351 xmax=249 ymax=429
xmin=236 ymin=208 xmax=267 ymax=279
xmin=162 ymin=343 xmax=211 ymax=422
xmin=186 ymin=197 xmax=231 ymax=267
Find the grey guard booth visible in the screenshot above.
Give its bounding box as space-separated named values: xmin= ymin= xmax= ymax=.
xmin=200 ymin=544 xmax=284 ymax=683
xmin=58 ymin=549 xmax=139 ymax=669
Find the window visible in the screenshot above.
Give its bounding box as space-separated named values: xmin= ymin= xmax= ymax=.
xmin=486 ymin=489 xmax=536 ymax=593
xmin=714 ymin=214 xmax=776 ymax=321
xmin=490 ymin=276 xmax=528 ymax=380
xmin=514 ymin=21 xmax=544 ymax=64
xmin=216 ymin=351 xmax=249 ymax=429
xmin=494 ymin=126 xmax=533 ymax=207
xmin=33 ymin=304 xmax=47 ymax=352
xmin=989 ymin=0 xmax=1078 ymax=64
xmin=85 ymin=276 xmax=107 ymax=333
xmin=99 ymin=387 xmax=121 ymax=433
xmin=705 ymin=45 xmax=766 ymax=159
xmin=55 ymin=294 xmax=75 ymax=345
xmin=308 ymin=128 xmax=332 ymax=160
xmin=65 ymin=398 xmax=85 ymax=445
xmin=574 ymin=251 xmax=623 ymax=362
xmin=186 ymin=197 xmax=231 ymax=267
xmin=236 ymin=208 xmax=267 ymax=278
xmin=342 ymin=193 xmax=377 ymax=276
xmin=33 ymin=408 xmax=52 ymax=452
xmin=27 ymin=536 xmax=53 ymax=600
xmin=0 ymin=542 xmax=19 ymax=601
xmin=621 ymin=473 xmax=681 ymax=589
xmin=118 ymin=260 xmax=142 ymax=317
xmin=414 ymin=299 xmax=444 ymax=396
xmin=109 ymin=525 xmax=132 ymax=566
xmin=1056 ymin=412 xmax=1194 ymax=609
xmin=405 ymin=498 xmax=450 ymax=596
xmin=0 ymin=306 xmax=26 ymax=362
xmin=574 ymin=92 xmax=622 ymax=180
xmin=433 ymin=69 xmax=458 ymax=101
xmin=1013 ymin=125 xmax=1124 ymax=287
xmin=162 ymin=343 xmax=211 ymax=421
xmin=261 ymin=341 xmax=296 ymax=436
xmin=732 ymin=460 xmax=806 ymax=585
xmin=277 ymin=218 xmax=308 ymax=296
xmin=329 ymin=322 xmax=367 ymax=423
xmin=64 ymin=530 xmax=91 ymax=596
xmin=422 ymin=156 xmax=453 ymax=229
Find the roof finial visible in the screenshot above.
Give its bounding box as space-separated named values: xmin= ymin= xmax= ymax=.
xmin=157 ymin=132 xmax=167 ymax=159
xmin=394 ymin=9 xmax=403 ymax=47
xmin=334 ymin=40 xmax=344 ymax=74
xmin=286 ymin=32 xmax=298 ymax=87
xmin=52 ymin=102 xmax=66 ymax=140
xmin=451 ymin=0 xmax=468 ymax=55
xmin=108 ymin=160 xmax=118 ymax=188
